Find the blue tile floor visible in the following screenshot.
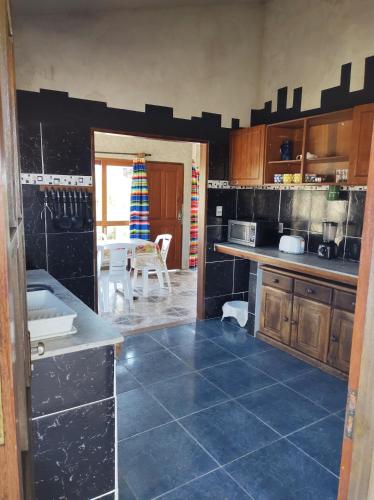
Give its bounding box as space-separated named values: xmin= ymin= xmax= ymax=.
xmin=117 ymin=319 xmax=347 ymax=500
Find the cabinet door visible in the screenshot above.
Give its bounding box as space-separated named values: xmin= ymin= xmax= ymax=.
xmin=260 ymin=286 xmax=292 ymax=344
xmin=349 ymin=103 xmax=374 ymax=185
xmin=328 ymin=309 xmax=353 ymax=373
xmin=291 ymin=296 xmax=330 ymax=362
xmin=229 ymin=125 xmax=265 ymax=186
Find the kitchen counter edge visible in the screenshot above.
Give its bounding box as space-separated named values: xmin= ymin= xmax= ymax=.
xmin=27 ymin=269 xmax=123 ymax=361
xmin=214 ymin=243 xmax=359 ymax=286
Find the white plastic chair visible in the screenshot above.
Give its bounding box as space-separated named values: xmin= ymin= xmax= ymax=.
xmin=154 ymin=234 xmax=172 ymax=292
xmin=133 ymin=245 xmax=165 ymax=298
xmin=101 ymin=243 xmax=135 ymax=310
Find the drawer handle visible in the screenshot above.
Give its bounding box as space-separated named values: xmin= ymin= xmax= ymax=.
xmin=283 ymin=316 xmax=289 ymax=322
xmin=273 ymin=278 xmax=280 ymax=284
xmin=352 ymin=301 xmax=356 ymax=307
xmin=291 ymin=320 xmax=297 ymax=325
xmin=306 ymin=288 xmax=314 ymax=294
xmin=331 ymin=335 xmax=339 ymax=343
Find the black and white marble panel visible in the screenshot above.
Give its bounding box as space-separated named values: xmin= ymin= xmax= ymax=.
xmin=47 ymin=231 xmax=94 ymax=279
xmin=32 ymin=398 xmax=115 ymax=500
xmin=25 ymin=233 xmax=47 ymax=270
xmin=32 ymin=346 xmax=114 ymax=417
xmin=59 ymin=275 xmax=95 ymax=309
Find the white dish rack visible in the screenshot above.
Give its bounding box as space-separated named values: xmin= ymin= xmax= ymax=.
xmin=27 ymin=290 xmax=77 ymax=341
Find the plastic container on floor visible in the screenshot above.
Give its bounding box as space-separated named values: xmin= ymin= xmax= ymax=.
xmin=222 ymin=300 xmax=249 ymax=328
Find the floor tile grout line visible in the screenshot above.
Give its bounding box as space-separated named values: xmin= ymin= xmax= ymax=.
xmin=194 ymin=367 xmax=284 ymax=438
xmin=117 ymin=325 xmax=344 ymax=498
xmin=150 ymin=466 xmax=222 ymax=500
xmin=129 ymin=367 xmax=280 ymax=499
xmin=284 ymin=437 xmax=340 ymax=479
xmin=283 ymin=413 xmax=338 ymax=440
xmin=278 ymin=379 xmax=342 ymax=413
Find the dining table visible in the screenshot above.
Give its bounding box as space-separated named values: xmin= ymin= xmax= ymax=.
xmin=97 ymin=237 xmax=164 ymax=297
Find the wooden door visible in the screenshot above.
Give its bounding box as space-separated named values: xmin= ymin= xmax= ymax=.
xmin=0 ymin=0 xmax=31 ymax=498
xmin=147 ymin=162 xmax=184 ymax=269
xmin=229 ymin=125 xmax=265 ymax=186
xmin=260 ymin=286 xmax=292 ymax=344
xmin=291 ymin=296 xmax=330 ymax=362
xmin=328 ymin=309 xmax=353 ymax=373
xmin=349 ymin=104 xmax=374 ymax=185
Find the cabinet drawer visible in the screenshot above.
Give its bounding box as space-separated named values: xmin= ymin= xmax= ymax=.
xmin=333 ymin=290 xmax=356 ymax=313
xmin=294 ymin=279 xmax=332 ymax=304
xmin=263 ymin=270 xmax=293 ymax=292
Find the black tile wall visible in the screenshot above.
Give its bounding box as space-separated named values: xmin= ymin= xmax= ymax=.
xmin=42 ymin=123 xmax=92 ymax=176
xmin=279 ymin=190 xmax=311 ymax=230
xmin=18 ymin=89 xmax=235 ymax=312
xmin=344 ymin=237 xmax=362 ymax=262
xmin=233 ymin=259 xmax=251 ymax=293
xmin=205 ymin=260 xmax=234 ymax=298
xmin=347 ymin=191 xmax=366 ymax=237
xmin=47 ymin=231 xmax=94 ymax=279
xmin=204 ymin=292 xmax=247 ymax=319
xmin=18 ymin=121 xmax=42 ymax=173
xmin=22 ymin=185 xmax=45 ymax=234
xmin=207 ymin=188 xmax=236 ymax=225
xmin=31 ymin=346 xmax=114 ymax=417
xmin=32 ymin=398 xmax=115 ymax=500
xmin=222 ymin=187 xmax=365 ymax=262
xmin=59 ymin=276 xmax=96 ymax=310
xmin=237 ymin=189 xmax=254 ymax=219
xmin=205 ymin=186 xmax=366 ymax=329
xmin=24 ymin=233 xmax=47 ymax=270
xmin=206 ymin=225 xmax=232 ymax=263
xmin=253 ymin=190 xmax=280 ymax=221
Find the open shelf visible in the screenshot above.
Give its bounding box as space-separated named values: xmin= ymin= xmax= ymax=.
xmin=267 ymin=159 xmax=301 ymax=165
xmin=305 ymin=155 xmax=349 ymax=164
xmin=264 ymin=109 xmax=353 ymax=185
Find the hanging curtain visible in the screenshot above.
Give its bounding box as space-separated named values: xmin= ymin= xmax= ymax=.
xmin=130 ymin=158 xmax=150 ymax=240
xmin=189 ymin=160 xmax=199 ymax=268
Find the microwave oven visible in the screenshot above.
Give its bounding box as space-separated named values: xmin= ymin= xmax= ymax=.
xmin=227 ymin=219 xmax=278 ymax=247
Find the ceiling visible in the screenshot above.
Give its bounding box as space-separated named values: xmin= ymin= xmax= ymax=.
xmin=12 ymin=0 xmax=260 ymax=16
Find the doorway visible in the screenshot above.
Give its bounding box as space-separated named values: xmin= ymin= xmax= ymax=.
xmin=93 ymin=131 xmax=204 ymax=334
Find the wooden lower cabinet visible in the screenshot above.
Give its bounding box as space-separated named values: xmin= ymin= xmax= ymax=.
xmin=291 ymin=296 xmax=331 ymax=362
xmin=260 ymin=286 xmax=292 ymax=344
xmin=259 ymin=266 xmax=355 ymax=375
xmin=328 ymin=309 xmax=354 ymax=373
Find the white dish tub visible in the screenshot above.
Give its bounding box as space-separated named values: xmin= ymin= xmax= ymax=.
xmin=27 ymin=290 xmax=77 ymax=340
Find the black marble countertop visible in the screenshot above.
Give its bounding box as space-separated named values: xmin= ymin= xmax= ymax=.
xmin=27 ymin=269 xmax=123 ymax=361
xmin=214 ymin=242 xmax=359 ymax=283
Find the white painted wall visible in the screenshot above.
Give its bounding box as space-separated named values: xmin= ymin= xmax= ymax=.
xmin=259 ymin=0 xmax=374 ymax=111
xmin=94 ymin=132 xmax=198 ymax=269
xmin=12 ymin=1 xmax=374 ymax=127
xmin=14 ymin=2 xmax=264 ymax=127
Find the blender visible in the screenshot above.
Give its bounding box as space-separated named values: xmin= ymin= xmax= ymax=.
xmin=318 ymin=222 xmax=338 ymax=259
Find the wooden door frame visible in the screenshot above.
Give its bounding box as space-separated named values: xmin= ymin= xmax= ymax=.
xmin=91 ymin=129 xmax=208 ymax=320
xmin=338 ymin=128 xmax=374 ymax=499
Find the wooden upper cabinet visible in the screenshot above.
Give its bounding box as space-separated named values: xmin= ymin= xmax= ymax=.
xmin=291 ymin=296 xmax=331 ymax=362
xmin=229 ymin=125 xmax=265 ymax=186
xmin=349 ymin=103 xmax=374 ymax=185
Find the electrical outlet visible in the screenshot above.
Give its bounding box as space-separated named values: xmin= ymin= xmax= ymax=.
xmin=216 ymin=206 xmax=223 ymax=217
xmin=278 ymin=222 xmax=284 ymax=233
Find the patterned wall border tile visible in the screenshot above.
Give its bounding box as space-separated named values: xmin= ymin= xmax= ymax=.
xmin=207 ymin=180 xmax=367 ymax=192
xmin=21 ymin=173 xmax=93 ymax=187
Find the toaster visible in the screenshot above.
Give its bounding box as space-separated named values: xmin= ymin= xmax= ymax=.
xmin=279 ymin=235 xmax=305 ymax=254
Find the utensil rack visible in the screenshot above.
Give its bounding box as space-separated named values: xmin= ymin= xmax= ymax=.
xmin=38 ymin=185 xmax=93 ymax=192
